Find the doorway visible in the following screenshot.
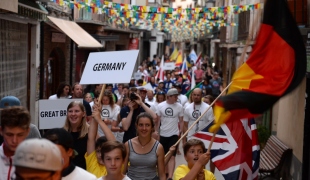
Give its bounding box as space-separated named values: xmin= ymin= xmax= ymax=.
xmin=44 ymin=48 xmax=65 ymax=99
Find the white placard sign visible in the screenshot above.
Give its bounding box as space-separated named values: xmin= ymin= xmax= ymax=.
xmin=136 ymin=83 xmax=153 ymax=91
xmin=164 ymin=62 xmax=175 ymax=70
xmin=134 ymin=72 xmax=142 ymax=80
xmin=38 ymin=99 xmax=83 ymax=129
xmin=80 ymin=50 xmax=139 ymax=84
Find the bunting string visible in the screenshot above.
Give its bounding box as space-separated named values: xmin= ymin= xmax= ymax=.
xmin=53 ymin=0 xmax=262 ymax=41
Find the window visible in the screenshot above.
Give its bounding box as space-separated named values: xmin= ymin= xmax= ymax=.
xmin=238 ymin=11 xmax=250 ymax=40
xmin=0 ymin=19 xmax=28 ymax=105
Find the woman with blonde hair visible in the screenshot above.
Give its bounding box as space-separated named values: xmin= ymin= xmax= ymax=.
xmin=64 ymin=100 xmax=89 ymax=170
xmin=99 ymin=91 xmax=120 ymax=137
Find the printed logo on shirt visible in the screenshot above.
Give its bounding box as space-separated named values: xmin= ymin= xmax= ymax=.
xmin=101 ymin=109 xmax=110 ymax=117
xmin=212 ymin=81 xmax=219 ymax=88
xmin=165 ymin=108 xmax=173 ymax=116
xmin=192 ymin=110 xmax=201 ymax=119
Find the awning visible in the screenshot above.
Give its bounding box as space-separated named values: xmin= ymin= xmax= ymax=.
xmin=47 ymin=16 xmax=103 ymax=48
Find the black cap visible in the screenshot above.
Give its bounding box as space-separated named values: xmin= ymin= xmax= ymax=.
xmin=174 ymin=82 xmax=182 ymax=88
xmin=44 ymin=128 xmax=74 ymax=151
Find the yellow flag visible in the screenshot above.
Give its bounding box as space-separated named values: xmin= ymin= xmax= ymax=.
xmin=170 ymin=48 xmax=179 ymax=61
xmin=124 ymin=4 xmax=129 ymax=11
xmin=175 ymin=52 xmax=183 ymax=66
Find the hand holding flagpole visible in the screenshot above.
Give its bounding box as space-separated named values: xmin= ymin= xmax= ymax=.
xmin=165 ymin=81 xmax=233 ymax=158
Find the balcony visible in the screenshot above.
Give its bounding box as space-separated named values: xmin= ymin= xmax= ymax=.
xmin=74 ymin=6 xmax=108 ymax=26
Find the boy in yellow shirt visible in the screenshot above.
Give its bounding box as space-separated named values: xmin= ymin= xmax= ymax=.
xmin=173 ymin=139 xmax=216 ymax=180
xmin=85 ymin=101 xmax=116 ymax=178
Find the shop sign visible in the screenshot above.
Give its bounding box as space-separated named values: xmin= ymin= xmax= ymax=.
xmin=129 ymin=38 xmax=139 ymax=50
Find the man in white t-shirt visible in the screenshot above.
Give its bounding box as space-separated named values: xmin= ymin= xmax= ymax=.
xmin=156 ymin=88 xmax=183 ymax=180
xmin=183 ymin=88 xmax=214 ymax=140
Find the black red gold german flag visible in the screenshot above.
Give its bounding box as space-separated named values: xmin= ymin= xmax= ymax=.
xmin=209 ymin=0 xmax=306 ymax=132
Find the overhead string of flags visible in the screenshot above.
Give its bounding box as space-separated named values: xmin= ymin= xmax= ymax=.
xmin=53 ymin=0 xmax=263 ymax=41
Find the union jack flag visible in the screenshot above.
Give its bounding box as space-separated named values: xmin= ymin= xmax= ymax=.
xmin=191 ymin=118 xmax=260 ymax=180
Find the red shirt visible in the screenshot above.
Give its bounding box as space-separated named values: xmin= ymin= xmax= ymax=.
xmin=194 ymin=69 xmax=204 ymax=82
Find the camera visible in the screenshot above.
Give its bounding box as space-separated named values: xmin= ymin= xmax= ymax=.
xmin=130 ymin=93 xmax=138 ymax=101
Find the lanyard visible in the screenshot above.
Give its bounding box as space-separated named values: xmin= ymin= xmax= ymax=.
xmin=193 ymin=104 xmax=201 ymax=132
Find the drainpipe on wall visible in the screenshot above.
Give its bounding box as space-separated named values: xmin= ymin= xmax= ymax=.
xmin=39 ymin=21 xmax=44 ymax=99
xmin=70 ymin=39 xmax=73 ymax=85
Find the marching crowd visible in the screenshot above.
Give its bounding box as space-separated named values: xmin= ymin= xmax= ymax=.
xmin=0 ymin=56 xmax=223 ymax=180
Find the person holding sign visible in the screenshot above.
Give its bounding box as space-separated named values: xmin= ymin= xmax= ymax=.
xmin=86 ymin=100 xmax=117 ymax=178
xmin=98 ymin=91 xmax=120 ymax=137
xmin=63 ymin=101 xmax=89 ymax=170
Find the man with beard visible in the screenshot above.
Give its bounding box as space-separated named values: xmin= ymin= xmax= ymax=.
xmin=71 ymin=83 xmax=92 ymax=122
xmin=183 ymin=88 xmax=214 ymax=140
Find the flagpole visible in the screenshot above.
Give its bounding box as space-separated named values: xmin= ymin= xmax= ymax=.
xmin=98 ymin=84 xmax=106 ymax=104
xmin=165 ymin=81 xmax=233 ymax=158
xmin=207 ymin=133 xmax=216 ymax=153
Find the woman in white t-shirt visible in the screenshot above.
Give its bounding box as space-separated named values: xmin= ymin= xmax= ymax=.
xmin=98 ymin=91 xmax=120 ymax=137
xmin=48 ymin=82 xmax=72 ymax=99
xmin=112 ymin=96 xmax=129 ymax=142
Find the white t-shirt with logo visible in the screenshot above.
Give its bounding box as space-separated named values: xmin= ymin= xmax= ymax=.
xmin=156 ymin=101 xmax=183 ymax=137
xmin=98 ymin=104 xmax=120 ymax=137
xmin=177 ymin=94 xmax=188 ymax=107
xmin=183 ymin=102 xmax=214 ymax=138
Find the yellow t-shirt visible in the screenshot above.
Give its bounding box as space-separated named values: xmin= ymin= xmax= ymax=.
xmin=85 ymin=151 xmax=107 ymax=178
xmin=173 ymin=164 xmax=216 ymax=180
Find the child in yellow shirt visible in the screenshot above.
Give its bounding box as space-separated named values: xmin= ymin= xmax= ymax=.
xmin=173 ymin=139 xmax=216 ymax=180
xmin=85 ymin=101 xmax=115 ymax=178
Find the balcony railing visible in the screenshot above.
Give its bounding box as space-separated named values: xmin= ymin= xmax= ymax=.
xmin=74 ymin=7 xmax=108 ymax=25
